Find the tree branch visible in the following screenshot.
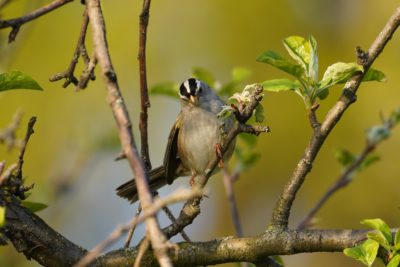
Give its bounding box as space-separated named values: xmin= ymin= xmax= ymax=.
xmin=85 ymin=0 xmax=172 ymax=266
xmin=298 ymin=107 xmax=400 ymax=230
xmin=0 ymin=0 xmax=74 ymax=42
xmin=1 ymin=201 xmax=86 ymax=266
xmin=93 ymin=228 xmax=369 ymax=266
xmin=297 ymin=142 xmax=375 ymax=230
xmin=138 ymin=0 xmax=152 ymax=170
xmin=0 ymin=117 xmax=86 ymax=266
xmin=270 ymin=6 xmax=400 ymax=229
xmin=0 ymin=109 xmax=23 ymax=151
xmin=49 ymin=7 xmax=96 ymax=90
xmin=73 ymin=188 xmax=202 ymax=267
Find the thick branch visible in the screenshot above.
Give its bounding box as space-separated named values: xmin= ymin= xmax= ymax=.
xmin=270 ymin=6 xmax=400 ymax=229
xmin=85 ymin=0 xmax=171 ymax=266
xmin=73 ymin=188 xmax=202 ymax=267
xmin=0 ymin=0 xmax=74 ymax=42
xmin=1 ymin=198 xmax=86 ymax=266
xmin=94 ymin=228 xmax=368 ymax=266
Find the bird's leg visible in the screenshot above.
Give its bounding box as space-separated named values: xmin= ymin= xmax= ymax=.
xmin=215 ymin=143 xmax=224 ymax=168
xmin=189 ymin=171 xmax=196 ymax=187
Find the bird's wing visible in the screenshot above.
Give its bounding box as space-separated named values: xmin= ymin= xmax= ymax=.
xmin=163 ymin=113 xmax=182 ymax=184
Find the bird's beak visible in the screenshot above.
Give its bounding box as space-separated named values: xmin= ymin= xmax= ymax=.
xmin=189 ymin=95 xmax=198 ymax=106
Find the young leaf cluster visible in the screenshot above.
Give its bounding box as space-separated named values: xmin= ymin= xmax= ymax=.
xmin=344 ymin=218 xmax=400 ymax=267
xmin=334 ymin=107 xmax=400 ymax=184
xmin=366 ymin=107 xmax=400 ymax=145
xmin=257 ymin=35 xmax=385 ymax=108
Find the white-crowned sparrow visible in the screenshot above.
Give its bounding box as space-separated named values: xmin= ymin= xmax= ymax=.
xmin=116 ymin=78 xmax=236 ymax=202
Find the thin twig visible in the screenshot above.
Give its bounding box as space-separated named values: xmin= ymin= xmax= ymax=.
xmin=298 ymin=108 xmax=400 ymax=230
xmin=138 ymin=0 xmax=152 ymax=170
xmin=134 ymin=237 xmax=150 ymax=267
xmin=222 ymin=168 xmax=243 ymax=237
xmin=49 ymin=8 xmax=96 ymax=90
xmin=222 ymin=168 xmax=250 ymax=267
xmin=270 ymin=6 xmax=400 ymax=229
xmin=297 ymin=143 xmax=375 ymax=230
xmin=0 ymin=0 xmax=74 ymax=42
xmin=73 ymin=187 xmax=202 ymax=267
xmin=162 ymin=206 xmax=191 ymax=242
xmin=124 ymin=204 xmax=142 ymax=248
xmin=85 ymin=0 xmax=172 ymax=266
xmin=77 ymin=54 xmax=97 ymax=90
xmin=15 ymin=116 xmax=36 ymax=180
xmin=308 ymin=103 xmax=321 ymax=130
xmin=0 ymin=109 xmax=23 ymax=151
xmin=0 ymin=163 xmax=17 ymax=186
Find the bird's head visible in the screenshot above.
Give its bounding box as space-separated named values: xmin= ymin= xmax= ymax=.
xmin=179 ymin=78 xmax=210 ymax=106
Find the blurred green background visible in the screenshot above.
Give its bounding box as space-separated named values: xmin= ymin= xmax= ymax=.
xmin=1 ymin=0 xmax=400 ymax=266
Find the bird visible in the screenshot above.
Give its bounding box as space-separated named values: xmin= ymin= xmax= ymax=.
xmin=116 ymin=78 xmax=236 ymax=203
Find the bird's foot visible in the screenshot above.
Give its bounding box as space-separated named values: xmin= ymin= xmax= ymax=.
xmin=189 ymin=174 xmax=196 ymax=187
xmin=215 ymin=143 xmax=224 ymax=168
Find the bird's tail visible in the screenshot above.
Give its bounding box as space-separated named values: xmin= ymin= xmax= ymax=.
xmin=116 ymin=166 xmax=167 ymax=203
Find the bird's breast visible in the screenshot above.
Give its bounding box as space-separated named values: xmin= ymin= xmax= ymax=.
xmin=178 ymin=107 xmax=235 ymax=176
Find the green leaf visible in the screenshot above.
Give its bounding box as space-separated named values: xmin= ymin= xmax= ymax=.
xmin=261 ymin=79 xmax=301 ymax=92
xmin=317 ymin=88 xmax=329 ymax=100
xmin=21 ymin=201 xmax=48 ymax=213
xmin=256 ymin=50 xmax=304 ymax=79
xmin=0 ymin=206 xmax=5 ymax=227
xmin=367 ymin=232 xmax=390 ymax=250
xmin=358 ymin=154 xmax=380 ymax=172
xmin=308 ymin=35 xmax=319 ymax=82
xmin=0 ymin=71 xmax=43 ymax=92
xmin=394 ymin=229 xmax=400 ymax=251
xmin=361 ymin=218 xmax=392 ymax=244
xmin=343 ymin=239 xmax=379 ymax=266
xmin=362 ymin=68 xmax=386 ymax=83
xmin=232 ymin=67 xmax=252 ymax=83
xmin=319 ymin=62 xmax=363 ymax=90
xmin=234 ymin=147 xmax=261 ymax=172
xmin=389 ymin=107 xmax=400 ymax=125
xmin=282 ymin=36 xmax=310 ymax=71
xmin=254 ymin=104 xmax=264 ymax=123
xmin=149 ymin=82 xmax=179 ymax=98
xmin=217 ymin=105 xmax=235 ymax=120
xmin=191 ymin=67 xmax=215 ymax=87
xmin=388 ymin=254 xmax=400 ymax=267
xmin=271 ymin=255 xmax=285 ymax=266
xmin=334 ymin=148 xmax=355 ymax=167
